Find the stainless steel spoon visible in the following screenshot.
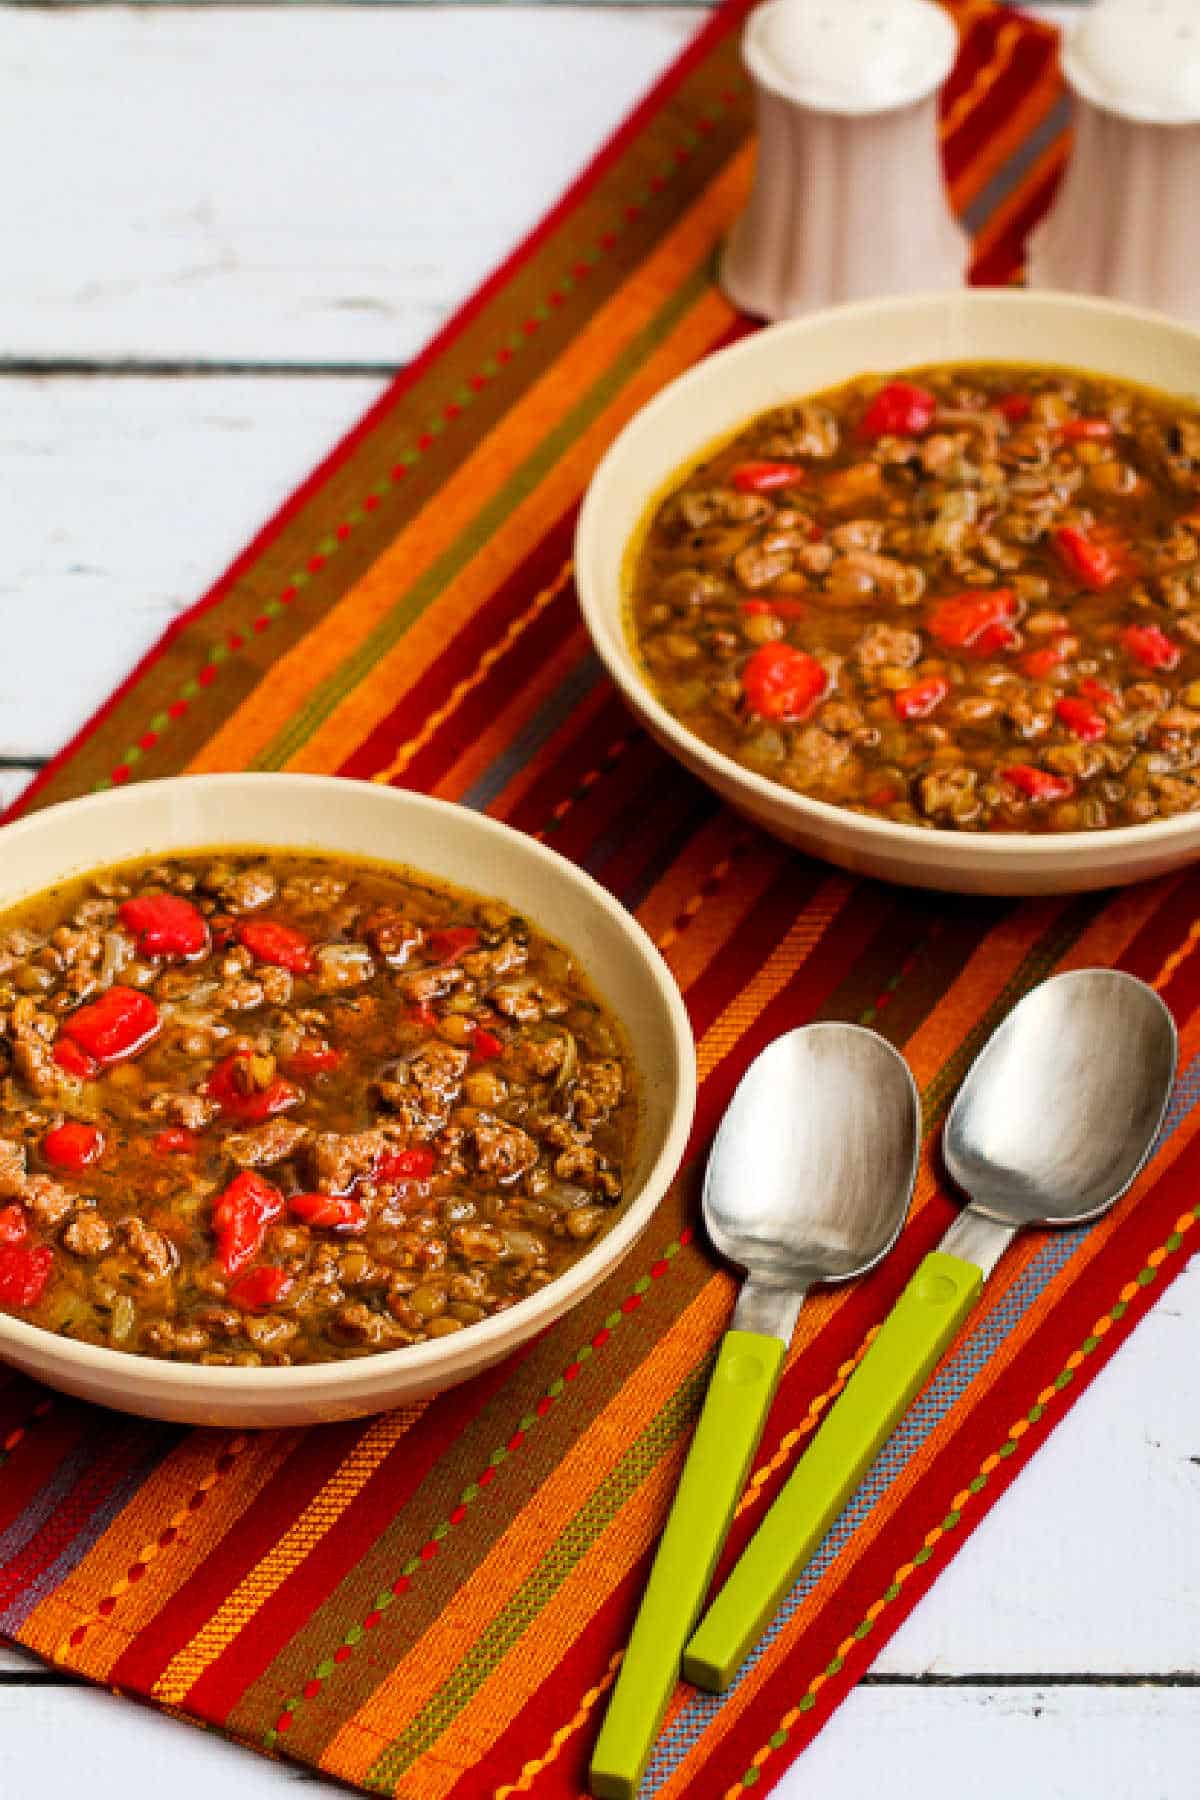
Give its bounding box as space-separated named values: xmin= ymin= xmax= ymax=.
xmin=589 ymin=1024 xmax=920 ymax=1800
xmin=684 ymin=969 xmax=1177 ymax=1693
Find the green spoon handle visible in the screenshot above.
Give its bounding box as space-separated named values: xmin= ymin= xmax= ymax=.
xmin=589 ymin=1327 xmax=787 ymax=1800
xmin=683 ymin=1252 xmax=983 ymax=1693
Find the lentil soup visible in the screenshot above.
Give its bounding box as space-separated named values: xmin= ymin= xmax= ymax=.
xmin=0 ymin=851 xmax=636 ymax=1365
xmin=629 ymin=363 xmax=1200 ymax=832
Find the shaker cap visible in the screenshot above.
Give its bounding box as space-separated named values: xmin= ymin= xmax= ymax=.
xmin=744 ymin=0 xmax=957 ymax=116
xmin=1062 ymin=0 xmax=1200 ymax=126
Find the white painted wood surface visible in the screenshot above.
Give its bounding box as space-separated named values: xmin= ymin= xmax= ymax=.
xmin=0 ymin=4 xmax=1196 ymax=1796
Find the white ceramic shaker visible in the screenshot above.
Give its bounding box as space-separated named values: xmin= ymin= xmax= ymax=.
xmin=1028 ymin=0 xmax=1200 ymax=322
xmin=720 ymin=0 xmax=966 ymax=321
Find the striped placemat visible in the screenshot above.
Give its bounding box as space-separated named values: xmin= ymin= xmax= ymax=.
xmin=8 ymin=6 xmax=1195 ymax=1799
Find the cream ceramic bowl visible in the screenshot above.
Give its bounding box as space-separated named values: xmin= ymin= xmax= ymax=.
xmin=0 ymin=775 xmax=695 ymax=1428
xmin=576 ymin=289 xmax=1200 ymax=895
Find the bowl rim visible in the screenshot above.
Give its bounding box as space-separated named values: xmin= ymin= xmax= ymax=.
xmin=575 ymin=286 xmax=1200 ymax=861
xmin=0 ymin=773 xmax=697 ymax=1389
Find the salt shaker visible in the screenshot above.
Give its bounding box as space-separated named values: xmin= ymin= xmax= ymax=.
xmin=1028 ymin=0 xmax=1200 ymax=322
xmin=720 ymin=0 xmax=966 ymax=321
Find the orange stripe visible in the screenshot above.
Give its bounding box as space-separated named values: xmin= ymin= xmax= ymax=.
xmin=20 ymin=1432 xmax=300 ymax=1679
xmin=949 ymin=60 xmax=1063 ymax=213
xmin=287 ymin=282 xmax=738 ymax=779
xmin=321 ymin=1275 xmax=733 ymax=1785
xmin=971 ymin=132 xmax=1070 ymax=262
xmin=185 ymin=148 xmax=750 ymax=778
xmin=430 ymin=628 xmax=596 ymax=805
xmin=150 ymin=1406 xmax=424 ymax=1705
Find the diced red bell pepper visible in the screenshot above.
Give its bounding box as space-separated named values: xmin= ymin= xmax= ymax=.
xmin=867 ymin=784 xmax=901 ymax=808
xmin=1078 ymin=677 xmax=1118 ymax=707
xmin=859 ymin=380 xmax=937 ymax=439
xmin=427 ymin=927 xmax=480 ymax=964
xmin=212 ymin=1170 xmax=284 ymax=1278
xmin=118 ymin=893 xmax=209 ymax=961
xmin=288 ymin=1193 xmax=368 ymax=1233
xmin=407 ymin=1003 xmax=439 ymax=1032
xmin=202 ymin=1055 xmax=302 ymax=1124
xmin=927 ymin=589 xmax=1018 ymax=654
xmin=1001 ymin=766 xmax=1075 ymax=803
xmin=227 ymin=1265 xmax=294 ymax=1310
xmin=892 ymin=676 xmax=949 ymax=721
xmin=740 ymin=598 xmax=808 ymax=619
xmin=730 ymin=460 xmax=805 ymax=494
xmin=235 ymin=919 xmax=314 ymax=974
xmin=0 ymin=1242 xmax=53 ymax=1308
xmin=1058 ymin=417 xmax=1114 ymax=442
xmin=282 ymin=1041 xmax=344 ymax=1078
xmin=375 ymin=1146 xmax=436 ymax=1184
xmin=741 ymin=643 xmax=828 ymax=721
xmin=1019 ymin=641 xmax=1070 ymax=681
xmin=42 ymin=1122 xmax=105 ymax=1172
xmin=151 ymin=1128 xmax=197 ymax=1156
xmin=1121 ymin=623 xmax=1180 ymax=671
xmin=63 ymin=986 xmax=160 ymax=1066
xmin=1053 ymin=525 xmax=1125 ymax=592
xmin=1055 ymin=697 xmax=1107 ymax=743
xmin=993 ymin=392 xmax=1032 ymax=423
xmin=471 ymin=1028 xmax=505 ymax=1062
xmin=0 ymin=1205 xmax=27 ymax=1245
xmin=52 ymin=1039 xmax=99 ymax=1081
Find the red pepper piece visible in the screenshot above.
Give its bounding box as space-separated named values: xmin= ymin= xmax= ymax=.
xmin=859 ymin=380 xmax=937 ymax=439
xmin=867 ymin=784 xmax=901 ymax=808
xmin=236 ymin=919 xmax=314 ymax=974
xmin=407 ymin=1003 xmax=438 ymax=1032
xmin=1019 ymin=642 xmax=1070 ymax=681
xmin=1059 ymin=417 xmax=1114 ymax=442
xmin=1055 ymin=696 xmax=1107 ymax=742
xmin=227 ymin=1265 xmax=294 ymax=1310
xmin=427 ymin=927 xmax=480 ymax=964
xmin=1001 ymin=766 xmax=1075 ymax=803
xmin=118 ymin=893 xmax=209 ymax=961
xmin=202 ymin=1055 xmax=302 ymax=1124
xmin=741 ymin=643 xmax=827 ymax=721
xmin=739 ymin=597 xmax=808 ymax=620
xmin=64 ymin=986 xmax=160 ymax=1065
xmin=730 ymin=460 xmax=805 ymax=494
xmin=52 ymin=1039 xmax=99 ymax=1081
xmin=375 ymin=1146 xmax=436 ymax=1184
xmin=993 ymin=392 xmax=1032 ymax=423
xmin=892 ymin=676 xmax=949 ymax=721
xmin=1078 ymin=677 xmax=1118 ymax=707
xmin=0 ymin=1242 xmax=53 ymax=1308
xmin=1121 ymin=623 xmax=1180 ymax=671
xmin=0 ymin=1205 xmax=27 ymax=1245
xmin=212 ymin=1170 xmax=284 ymax=1278
xmin=471 ymin=1028 xmax=505 ymax=1062
xmin=1053 ymin=525 xmax=1125 ymax=592
xmin=151 ymin=1128 xmax=197 ymax=1156
xmin=927 ymin=589 xmax=1018 ymax=653
xmin=43 ymin=1122 xmax=105 ymax=1172
xmin=288 ymin=1193 xmax=368 ymax=1232
xmin=282 ymin=1041 xmax=344 ymax=1078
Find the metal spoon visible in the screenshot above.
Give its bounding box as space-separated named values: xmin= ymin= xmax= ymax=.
xmin=684 ymin=969 xmax=1177 ymax=1693
xmin=589 ymin=1025 xmax=920 ymax=1800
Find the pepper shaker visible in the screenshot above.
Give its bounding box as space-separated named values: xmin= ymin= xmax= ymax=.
xmin=720 ymin=0 xmax=966 ymax=322
xmin=1028 ymin=1 xmax=1200 ymax=321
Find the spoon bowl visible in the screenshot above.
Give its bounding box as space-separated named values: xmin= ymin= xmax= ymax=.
xmin=705 ymin=1024 xmax=922 ymax=1298
xmin=943 ymin=969 xmax=1178 ymax=1230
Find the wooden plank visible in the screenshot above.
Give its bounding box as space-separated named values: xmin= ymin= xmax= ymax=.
xmin=2 ymin=7 xmax=701 ymax=366
xmin=0 ymin=1668 xmax=1192 ymax=1799
xmin=0 ymin=375 xmax=384 ymax=760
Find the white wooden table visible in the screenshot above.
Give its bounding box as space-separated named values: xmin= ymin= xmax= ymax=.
xmin=1 ymin=5 xmax=1197 ymax=1797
